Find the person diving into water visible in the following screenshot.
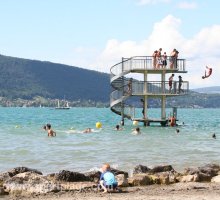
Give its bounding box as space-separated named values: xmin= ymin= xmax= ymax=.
xmin=202 ymin=66 xmax=212 ymax=79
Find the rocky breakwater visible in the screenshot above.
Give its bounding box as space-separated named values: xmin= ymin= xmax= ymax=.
xmin=0 ymin=164 xmax=220 ymax=197
xmin=128 ymin=163 xmax=220 ymax=186
xmin=0 ymin=166 xmax=128 ymax=197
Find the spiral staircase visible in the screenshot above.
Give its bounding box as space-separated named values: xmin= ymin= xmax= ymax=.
xmin=110 ymin=56 xmax=189 ymax=125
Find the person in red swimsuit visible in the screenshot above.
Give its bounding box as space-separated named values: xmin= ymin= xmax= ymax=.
xmin=202 ymin=66 xmax=212 ymax=79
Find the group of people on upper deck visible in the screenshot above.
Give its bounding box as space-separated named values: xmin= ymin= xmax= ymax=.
xmin=152 ymin=48 xmax=179 ymax=69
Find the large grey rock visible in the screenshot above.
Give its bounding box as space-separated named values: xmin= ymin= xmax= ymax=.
xmin=0 ymin=166 xmax=42 ymax=187
xmin=183 ymin=164 xmax=220 ymax=182
xmin=180 ymin=172 xmax=212 ymax=183
xmin=7 ymin=167 xmax=42 ymax=177
xmin=149 ymin=165 xmax=175 ymax=174
xmin=133 ymin=165 xmax=151 ymax=175
xmin=198 ymin=164 xmax=220 ymax=177
xmin=3 ymin=172 xmax=60 ymax=195
xmin=3 ymin=171 xmax=96 ymax=195
xmin=149 ymin=171 xmax=178 ymax=185
xmin=128 ymin=174 xmax=152 ymax=186
xmin=84 ymin=170 xmax=101 ymax=183
xmin=54 ymin=170 xmax=90 ymax=182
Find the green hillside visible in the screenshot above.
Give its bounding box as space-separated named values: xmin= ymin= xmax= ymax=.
xmin=1 ymin=54 xmax=220 ymax=108
xmin=0 ymin=54 xmax=109 ymax=102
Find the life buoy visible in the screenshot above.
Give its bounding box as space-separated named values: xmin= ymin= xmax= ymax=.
xmin=170 ymin=117 xmax=176 ymax=127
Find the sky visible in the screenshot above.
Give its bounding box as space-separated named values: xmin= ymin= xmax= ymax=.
xmin=0 ymin=0 xmax=220 ymax=88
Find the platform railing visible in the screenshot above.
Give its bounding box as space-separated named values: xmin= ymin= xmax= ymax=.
xmin=110 ymin=56 xmax=186 ymax=77
xmin=131 ymin=80 xmax=189 ymax=95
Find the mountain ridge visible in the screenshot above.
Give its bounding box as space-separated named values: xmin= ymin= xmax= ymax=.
xmin=192 ymin=86 xmax=220 ymax=94
xmin=0 ymin=54 xmax=110 ymax=102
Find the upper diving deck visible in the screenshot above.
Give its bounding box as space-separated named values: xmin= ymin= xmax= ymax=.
xmin=110 ymin=56 xmax=187 ymax=78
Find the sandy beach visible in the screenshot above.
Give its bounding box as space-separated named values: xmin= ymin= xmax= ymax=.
xmin=2 ymin=182 xmax=219 ymax=200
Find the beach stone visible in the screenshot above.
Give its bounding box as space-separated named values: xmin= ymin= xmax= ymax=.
xmin=7 ymin=166 xmax=42 ymax=177
xmin=128 ymin=174 xmax=152 ymax=186
xmin=0 ymin=173 xmax=11 ymax=186
xmin=183 ymin=164 xmax=219 ymax=182
xmin=84 ymin=170 xmax=101 ymax=183
xmin=3 ymin=172 xmax=60 ymax=195
xmin=183 ymin=167 xmax=199 ymax=175
xmin=180 ymin=172 xmax=211 ymax=183
xmin=115 ymin=174 xmax=128 ymax=187
xmin=149 ymin=165 xmax=174 ymax=174
xmin=195 ymin=172 xmax=212 ymax=182
xmin=55 ymin=170 xmax=90 ymax=182
xmin=158 ymin=172 xmax=170 ymax=184
xmin=211 ymin=175 xmax=220 ymax=183
xmin=150 ymin=171 xmax=178 ymax=185
xmin=148 ymin=175 xmax=160 ymax=184
xmin=133 ymin=165 xmax=151 ymax=174
xmin=44 ymin=173 xmax=56 ymax=181
xmin=198 ymin=164 xmax=220 ymax=177
xmin=180 ymin=175 xmax=196 ymax=182
xmin=0 ymin=186 xmax=7 ymax=195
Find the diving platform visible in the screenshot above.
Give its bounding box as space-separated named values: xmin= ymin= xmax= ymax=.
xmin=110 ymin=55 xmax=189 ymax=127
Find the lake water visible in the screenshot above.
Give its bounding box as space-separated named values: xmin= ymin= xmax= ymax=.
xmin=0 ymin=107 xmax=219 ymax=174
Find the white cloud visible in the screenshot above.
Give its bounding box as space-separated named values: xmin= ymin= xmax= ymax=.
xmin=137 ymin=0 xmax=171 ymax=5
xmin=73 ymin=15 xmax=220 ymax=88
xmin=177 ymin=1 xmax=197 ymax=9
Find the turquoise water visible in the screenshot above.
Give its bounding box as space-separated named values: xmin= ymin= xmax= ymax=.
xmin=0 ymin=107 xmax=219 ymax=174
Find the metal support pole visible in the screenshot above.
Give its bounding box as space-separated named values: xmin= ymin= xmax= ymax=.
xmin=161 ymin=71 xmax=166 ymax=119
xmin=144 ymin=71 xmax=148 ymax=119
xmin=121 ymin=57 xmax=125 ymax=126
xmin=161 ymin=96 xmax=166 ymax=119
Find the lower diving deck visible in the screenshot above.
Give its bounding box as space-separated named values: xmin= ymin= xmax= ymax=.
xmin=133 ymin=118 xmax=171 ymax=126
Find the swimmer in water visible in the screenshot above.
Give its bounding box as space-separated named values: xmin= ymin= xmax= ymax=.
xmin=115 ymin=125 xmax=123 ymax=131
xmin=202 ymin=66 xmax=212 ymax=79
xmin=46 ymin=124 xmax=56 ymax=137
xmin=176 ymin=129 xmax=180 ymax=134
xmin=132 ymin=127 xmax=141 ymax=135
xmin=212 ymin=133 xmax=216 ymax=139
xmin=83 ymin=128 xmax=92 ymax=133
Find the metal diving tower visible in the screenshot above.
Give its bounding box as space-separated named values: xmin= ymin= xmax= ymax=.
xmin=110 ymin=56 xmax=189 ymax=126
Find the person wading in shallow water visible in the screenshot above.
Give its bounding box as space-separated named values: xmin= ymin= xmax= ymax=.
xmin=46 ymin=124 xmax=56 ymax=137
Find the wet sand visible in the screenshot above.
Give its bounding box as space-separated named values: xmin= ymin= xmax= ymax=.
xmin=4 ymin=182 xmax=220 ymax=200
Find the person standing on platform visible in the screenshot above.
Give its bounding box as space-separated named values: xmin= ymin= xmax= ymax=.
xmin=169 ymin=74 xmax=175 ymax=93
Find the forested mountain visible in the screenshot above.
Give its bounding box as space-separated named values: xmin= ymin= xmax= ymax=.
xmin=1 ymin=54 xmax=220 ymax=108
xmin=0 ymin=54 xmax=110 ymax=102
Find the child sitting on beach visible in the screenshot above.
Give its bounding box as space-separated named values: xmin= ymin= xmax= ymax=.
xmin=99 ymin=163 xmax=118 ymax=193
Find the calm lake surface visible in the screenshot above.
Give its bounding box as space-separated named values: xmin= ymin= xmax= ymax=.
xmin=0 ymin=107 xmax=219 ymax=174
